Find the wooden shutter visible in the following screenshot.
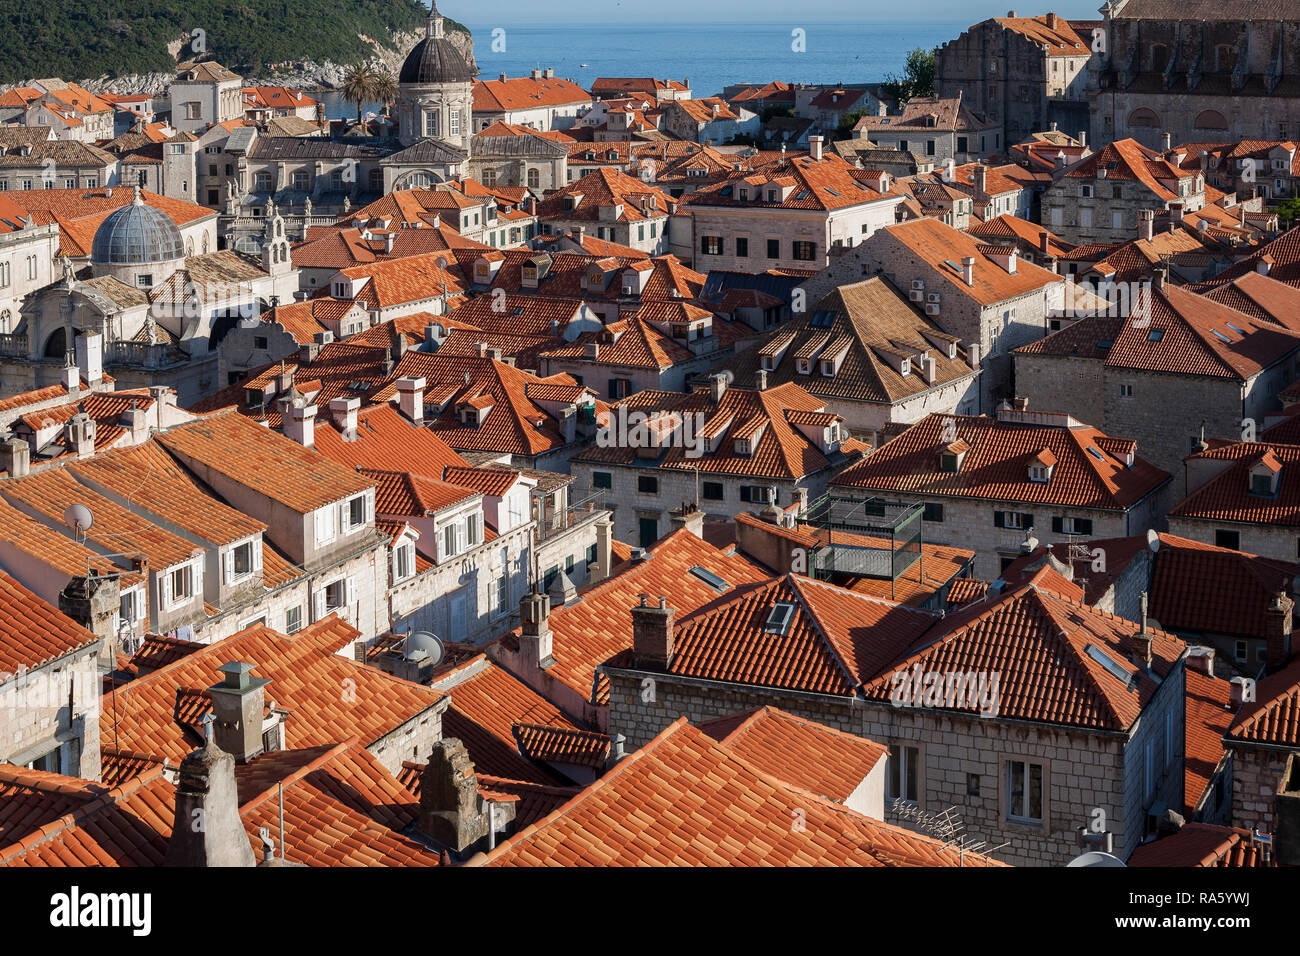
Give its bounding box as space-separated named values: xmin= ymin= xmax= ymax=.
xmin=993 ymin=511 xmax=1006 ymax=528
xmin=1051 ymin=516 xmax=1064 ymax=534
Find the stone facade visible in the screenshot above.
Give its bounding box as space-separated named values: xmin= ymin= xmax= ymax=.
xmin=0 ymin=643 xmax=102 ymax=779
xmin=604 ymin=657 xmax=1187 ymax=866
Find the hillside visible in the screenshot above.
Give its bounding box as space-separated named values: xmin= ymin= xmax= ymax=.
xmin=0 ymin=0 xmax=470 ymax=85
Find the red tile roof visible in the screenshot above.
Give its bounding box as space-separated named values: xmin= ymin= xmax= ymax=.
xmin=474 ymin=718 xmax=1006 ymax=867
xmin=156 ymin=410 xmax=373 ymax=514
xmin=99 ymin=616 xmax=443 ymax=763
xmin=1173 ymin=441 xmax=1300 ymax=527
xmin=1056 ymin=138 xmax=1193 ymax=203
xmin=700 ymin=706 xmax=886 ymax=802
xmin=311 ymin=403 xmax=468 ymax=477
xmin=833 ymin=411 xmax=1169 ymax=511
xmin=536 ymin=167 xmax=674 ymax=224
xmin=1227 ymin=655 xmax=1300 ymax=748
xmin=1128 ymin=823 xmax=1272 ymax=867
xmin=473 ymin=75 xmax=590 ymax=111
xmin=994 ymin=14 xmax=1090 ymax=54
xmin=1184 ymin=670 xmax=1234 ymax=815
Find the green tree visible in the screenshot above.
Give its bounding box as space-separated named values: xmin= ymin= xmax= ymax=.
xmin=371 ymin=69 xmax=398 ymax=119
xmin=883 ymin=47 xmax=937 ymax=102
xmin=836 ymin=107 xmax=871 ymax=141
xmin=1276 ymin=196 xmax=1300 ymax=230
xmin=341 ymin=63 xmax=377 ymax=130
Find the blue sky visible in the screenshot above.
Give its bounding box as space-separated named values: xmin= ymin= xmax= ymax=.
xmin=453 ymin=1 xmax=1105 ymax=25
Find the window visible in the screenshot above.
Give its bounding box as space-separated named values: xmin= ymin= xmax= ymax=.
xmin=1144 ymin=738 xmax=1156 ymax=800
xmin=925 ymin=139 xmax=935 ymax=156
xmin=1214 ymin=528 xmax=1240 ymax=550
xmin=1119 ymin=384 xmax=1132 ymax=397
xmin=1251 ymin=473 xmax=1274 ymax=496
xmin=63 ymin=178 xmax=76 ymax=189
xmin=169 ymin=565 xmax=193 ymax=605
xmin=700 ymin=235 xmax=723 ymax=256
xmin=284 ymin=605 xmax=302 ymax=634
xmin=395 ymin=543 xmax=413 ymax=580
xmin=1005 ymin=759 xmax=1044 ymax=823
xmin=324 ymin=579 xmax=348 ymax=610
xmin=609 ymin=378 xmax=631 ymax=399
xmin=254 ymin=336 xmax=268 ymax=350
xmin=792 ymin=241 xmax=816 ymax=261
xmin=735 ymin=237 xmax=748 ymax=258
xmin=766 ymin=238 xmax=780 ymax=259
xmin=231 ymin=541 xmax=253 ymax=578
xmin=292 ymin=171 xmax=309 ymax=191
xmin=887 ymin=744 xmax=920 ymax=804
xmin=702 ymin=481 xmax=725 ymax=501
xmin=482 ymin=167 xmax=497 ymax=188
xmin=740 ymin=485 xmax=775 ymax=504
xmin=637 ymin=475 xmax=659 ymax=494
xmin=425 ymin=110 xmax=440 ymax=137
xmin=346 ymin=495 xmax=367 ymax=529
xmin=1234 ymin=639 xmax=1248 ymax=662
xmin=994 ymin=511 xmax=1032 ymax=530
xmin=527 ymin=168 xmax=540 ymax=189
xmin=967 ymin=773 xmax=980 ymax=797
xmin=443 ymin=524 xmax=458 ymax=559
xmin=450 ymin=109 xmax=460 ymax=136
xmin=923 ymin=502 xmax=944 ymax=523
xmin=957 ymin=136 xmax=968 ymax=154
xmin=1051 ymin=516 xmax=1093 ymax=536
xmin=592 ymin=471 xmax=612 ymax=490
xmin=495 ymin=548 xmax=509 ymax=613
xmin=466 ymin=513 xmax=480 ymax=547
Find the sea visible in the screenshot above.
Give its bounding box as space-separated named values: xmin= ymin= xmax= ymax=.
xmin=315 ymin=19 xmax=967 ymax=118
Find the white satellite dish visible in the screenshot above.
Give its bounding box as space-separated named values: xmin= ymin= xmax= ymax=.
xmin=1066 ymin=851 xmax=1126 ymax=867
xmin=1146 ymin=528 xmax=1160 ymax=553
xmin=402 ymin=631 xmax=444 ymax=667
xmin=64 ymin=503 xmax=93 ymax=536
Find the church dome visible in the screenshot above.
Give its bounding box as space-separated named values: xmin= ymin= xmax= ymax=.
xmin=90 ymin=189 xmax=186 ymax=265
xmin=399 ymin=4 xmax=475 ymax=85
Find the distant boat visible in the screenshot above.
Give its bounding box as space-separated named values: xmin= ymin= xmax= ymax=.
xmin=580 ymin=63 xmax=588 ymax=68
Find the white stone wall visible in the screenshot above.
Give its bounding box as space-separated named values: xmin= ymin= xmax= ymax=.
xmin=0 ymin=645 xmax=102 ymax=779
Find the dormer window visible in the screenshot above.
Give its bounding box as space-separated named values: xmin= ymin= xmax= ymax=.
xmin=1248 ymin=454 xmax=1281 ymax=497
xmin=1251 ymin=473 xmax=1274 ymax=496
xmin=735 ymin=439 xmax=751 ymax=457
xmin=941 ymin=453 xmax=959 ymax=472
xmin=765 ymin=601 xmax=795 ymax=635
xmin=1029 ymin=464 xmax=1051 ymax=482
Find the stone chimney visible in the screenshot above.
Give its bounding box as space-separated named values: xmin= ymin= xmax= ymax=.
xmin=755 ymin=369 xmax=768 ymax=391
xmin=547 ymin=569 xmax=577 ymax=608
xmin=1230 ymin=675 xmax=1254 ymax=708
xmin=592 ymin=516 xmax=613 ymax=582
xmin=709 ymin=373 xmax=727 ymax=403
xmin=384 ymin=231 xmax=396 ymax=254
xmin=1170 ymin=201 xmax=1185 ymax=224
xmin=519 ymin=591 xmax=554 ymax=669
xmin=164 ymin=724 xmax=256 ymax=867
xmin=66 ymin=412 xmax=96 ymax=459
xmin=1139 ymin=208 xmax=1155 ymax=241
xmin=1186 ymin=645 xmax=1215 ymax=677
xmin=329 ymin=396 xmax=360 ymax=437
xmin=209 ymin=662 xmax=271 ymax=764
xmin=1133 ymin=593 xmax=1153 ymax=666
xmin=631 ymin=594 xmax=674 ymax=669
xmin=973 ymin=163 xmax=988 ymax=197
xmin=669 ymin=503 xmax=705 ymax=538
xmin=397 ymin=376 xmax=426 ymax=424
xmin=61 ymin=364 xmax=80 ymax=395
xmin=0 ymin=435 xmax=30 ymax=478
xmin=418 ymin=738 xmax=511 ymax=854
xmin=809 ymin=135 xmax=824 ymax=161
xmin=961 ymin=256 xmax=975 ymax=286
xmin=74 ymin=330 xmax=103 ymax=387
xmin=1266 ymin=589 xmax=1294 ymax=672
xmin=58 ymin=572 xmax=120 ymax=661
xmin=284 ymin=401 xmax=316 ymax=447
xmin=1161 ymin=132 xmax=1172 ymax=152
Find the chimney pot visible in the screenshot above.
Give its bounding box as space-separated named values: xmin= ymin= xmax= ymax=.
xmin=632 ymin=595 xmax=674 ymax=669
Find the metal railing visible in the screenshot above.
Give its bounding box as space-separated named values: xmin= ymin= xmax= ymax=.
xmin=534 ymin=490 xmax=606 ymax=543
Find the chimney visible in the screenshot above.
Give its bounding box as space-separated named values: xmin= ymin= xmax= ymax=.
xmin=61 ymin=364 xmax=79 ymax=394
xmin=499 ymin=72 xmax=508 ymax=82
xmin=284 ymin=402 xmax=316 ymax=447
xmin=209 ymin=662 xmax=270 ymax=763
xmin=547 ymin=569 xmax=577 ymax=608
xmin=1266 ymin=589 xmax=1294 ymax=672
xmin=66 ymin=412 xmax=96 ymax=460
xmin=1078 ymin=130 xmax=1086 ymax=149
xmin=519 ymin=592 xmax=554 ymax=669
xmin=74 ymin=330 xmax=103 ymax=386
xmin=973 ymin=163 xmax=988 ymax=197
xmin=1039 ymin=230 xmax=1050 ymax=256
xmin=1131 ymin=592 xmax=1155 ymax=666
xmin=631 ymin=594 xmax=675 ymax=669
xmin=1139 ymin=208 xmax=1155 ymax=241
xmin=397 ymin=376 xmax=426 ymax=424
xmin=669 ymin=503 xmax=704 ymax=539
xmin=967 ymin=341 xmax=981 ymax=370
xmin=919 ymin=353 xmax=938 ymax=384
xmin=606 ymin=734 xmax=626 ymax=770
xmin=329 ymin=396 xmax=360 ymax=436
xmin=755 ymin=369 xmax=768 ymax=391
xmin=531 ymin=68 xmax=543 ymax=81
xmin=1170 ymin=201 xmax=1185 ymax=224
xmin=1161 ymin=132 xmax=1172 ymax=152
xmin=560 ymin=405 xmax=576 ymax=444
xmin=709 ymin=373 xmax=727 ymax=403
xmin=1230 ymin=676 xmax=1254 ymax=708
xmin=1153 ymin=264 xmax=1167 ymax=292
xmin=592 ymin=516 xmax=613 ymax=582
xmin=961 ymin=255 xmax=975 ymax=286
xmin=384 ymin=232 xmax=395 ymax=254
xmin=418 ymin=738 xmax=508 ymax=854
xmin=0 ymin=435 xmax=30 ymax=478
xmin=544 ymin=68 xmax=554 ymax=79
xmin=1186 ymin=645 xmax=1215 ymax=677
xmin=164 ymin=724 xmax=256 ymax=867
xmin=809 ymin=135 xmax=823 ymax=161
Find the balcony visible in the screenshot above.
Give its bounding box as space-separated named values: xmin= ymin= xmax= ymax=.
xmin=0 ymin=333 xmax=29 ymax=358
xmin=535 ymin=490 xmax=607 ymax=543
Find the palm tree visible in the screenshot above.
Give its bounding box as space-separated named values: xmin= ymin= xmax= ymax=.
xmin=341 ymin=64 xmax=376 ymax=132
xmin=371 ymin=70 xmax=398 ymax=126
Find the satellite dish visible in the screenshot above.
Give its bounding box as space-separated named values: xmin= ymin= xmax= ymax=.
xmin=718 ymin=369 xmax=734 ymax=385
xmin=435 ymin=256 xmax=449 ymax=271
xmin=64 ymin=503 xmax=93 ymax=535
xmin=402 ymin=631 xmax=444 ymax=667
xmin=1066 ymin=851 xmax=1126 ymax=867
xmin=1146 ymin=528 xmax=1160 ymax=553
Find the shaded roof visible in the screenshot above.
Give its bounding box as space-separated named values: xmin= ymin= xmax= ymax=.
xmin=0 ymin=569 xmax=101 ymax=675
xmin=1128 ymin=823 xmax=1272 ymax=868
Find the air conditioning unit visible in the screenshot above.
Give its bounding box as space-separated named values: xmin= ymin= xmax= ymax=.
xmin=909 ymin=289 xmax=925 ymax=302
xmin=925 ymin=303 xmax=941 ymax=315
xmin=927 ymin=292 xmax=941 ymax=303
xmin=622 ymin=285 xmax=636 ymax=295
xmin=911 ymin=279 xmax=925 ymax=290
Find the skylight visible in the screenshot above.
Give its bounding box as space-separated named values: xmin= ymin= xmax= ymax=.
xmin=1087 ymin=446 xmax=1105 ymax=461
xmin=810 ymin=310 xmax=836 ymax=328
xmin=764 ymin=602 xmax=796 ymax=636
xmin=795 ymin=190 xmax=810 ymax=201
xmin=1211 ymin=329 xmax=1232 ymax=342
xmin=1146 ymin=329 xmax=1164 ymax=342
xmin=689 ymin=565 xmax=729 ymax=592
xmin=824 ymin=188 xmax=840 ymax=197
xmin=1225 ymin=323 xmax=1244 ymax=334
xmin=1086 ymin=644 xmax=1136 ymax=688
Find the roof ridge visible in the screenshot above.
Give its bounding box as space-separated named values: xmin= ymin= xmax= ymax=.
xmin=237 ymin=738 xmax=360 ymax=814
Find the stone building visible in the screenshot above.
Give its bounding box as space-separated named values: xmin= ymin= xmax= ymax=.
xmin=171 ymin=62 xmax=245 ymax=136
xmin=831 ymin=405 xmax=1171 ymax=579
xmin=936 ymin=13 xmax=1095 ymax=152
xmin=602 ymin=564 xmax=1189 ymax=866
xmin=852 ymin=95 xmax=1002 ymax=166
xmin=1091 ymin=0 xmax=1300 ymax=149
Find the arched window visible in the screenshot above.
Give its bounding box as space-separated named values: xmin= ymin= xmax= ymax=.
xmin=186 ymin=238 xmax=194 ymax=256
xmin=1129 ymin=108 xmax=1160 ymax=128
xmin=403 ymin=171 xmax=435 ymax=189
xmin=202 ymin=233 xmax=209 ymax=253
xmin=43 ymin=327 xmax=67 ymax=360
xmin=527 ymin=168 xmax=540 ymax=189
xmin=1195 ymin=109 xmax=1229 ymax=131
